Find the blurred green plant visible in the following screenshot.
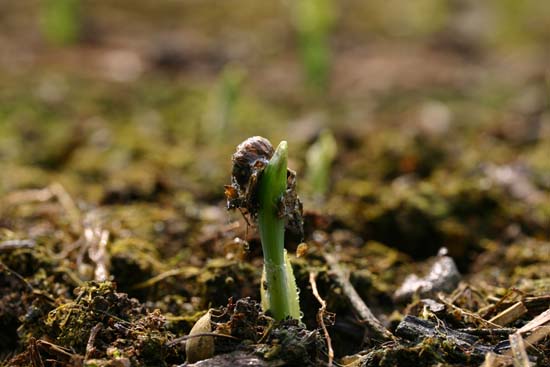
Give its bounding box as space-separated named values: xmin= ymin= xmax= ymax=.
xmin=291 ymin=0 xmax=335 ymax=92
xmin=203 ymin=66 xmax=246 ymax=142
xmin=40 ymin=0 xmax=81 ymax=45
xmin=305 ymin=129 xmax=337 ymax=197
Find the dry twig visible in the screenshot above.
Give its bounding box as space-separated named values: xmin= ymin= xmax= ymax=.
xmin=324 ymin=253 xmax=394 ymax=341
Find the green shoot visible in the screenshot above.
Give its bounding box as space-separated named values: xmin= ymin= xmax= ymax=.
xmin=257 ymin=141 xmax=301 ymax=320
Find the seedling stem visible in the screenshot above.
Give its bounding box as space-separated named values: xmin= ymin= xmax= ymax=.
xmin=258 ymin=141 xmax=301 ymax=320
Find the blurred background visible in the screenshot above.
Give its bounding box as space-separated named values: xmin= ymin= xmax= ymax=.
xmin=1 ymin=0 xmax=550 ymax=259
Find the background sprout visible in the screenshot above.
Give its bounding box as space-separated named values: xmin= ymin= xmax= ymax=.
xmin=40 ymin=0 xmax=82 ymax=45
xmin=225 ymin=137 xmax=302 ymax=320
xmin=305 ymin=129 xmax=337 ymax=197
xmin=291 ymin=0 xmax=335 ymax=92
xmin=203 ymin=66 xmax=246 ymax=143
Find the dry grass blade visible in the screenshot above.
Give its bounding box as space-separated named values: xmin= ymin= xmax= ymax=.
xmin=518 ymin=308 xmax=550 ymax=334
xmin=489 ymin=302 xmax=528 ymax=327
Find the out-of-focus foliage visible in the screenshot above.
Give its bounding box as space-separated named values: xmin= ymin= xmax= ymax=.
xmin=40 ymin=0 xmax=81 ymax=45
xmin=305 ymin=129 xmax=337 ymax=197
xmin=291 ymin=0 xmax=335 ymax=92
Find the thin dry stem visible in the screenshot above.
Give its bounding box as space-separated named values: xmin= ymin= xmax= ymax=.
xmin=131 ymin=267 xmax=200 ymax=290
xmin=85 ymin=323 xmax=102 ymax=361
xmin=438 ymin=294 xmax=502 ymax=329
xmin=167 ymin=332 xmax=240 ymax=347
xmin=49 ymin=182 xmax=81 ymax=233
xmin=309 ymin=271 xmax=334 ymax=367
